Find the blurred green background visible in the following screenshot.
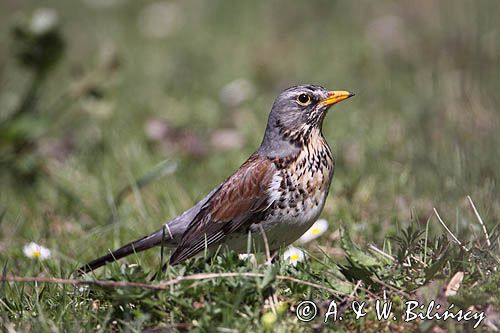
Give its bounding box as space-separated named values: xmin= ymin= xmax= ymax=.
xmin=2 ymin=0 xmax=500 ymax=267
xmin=0 ymin=0 xmax=499 ymax=329
xmin=1 ymin=0 xmax=499 ymax=261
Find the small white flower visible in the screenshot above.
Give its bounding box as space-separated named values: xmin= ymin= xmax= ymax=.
xmin=238 ymin=253 xmax=254 ymax=260
xmin=30 ymin=8 xmax=58 ymax=34
xmin=238 ymin=253 xmax=257 ymax=265
xmin=23 ymin=242 xmax=51 ymax=260
xmin=298 ymin=219 xmax=329 ymax=244
xmin=78 ymin=286 xmax=89 ymax=293
xmin=283 ymin=246 xmax=306 ymax=266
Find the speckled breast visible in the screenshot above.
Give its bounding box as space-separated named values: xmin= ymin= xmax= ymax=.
xmin=251 ymin=133 xmax=334 ymax=249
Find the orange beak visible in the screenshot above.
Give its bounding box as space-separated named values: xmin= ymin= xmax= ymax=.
xmin=319 ymin=90 xmax=355 ymax=107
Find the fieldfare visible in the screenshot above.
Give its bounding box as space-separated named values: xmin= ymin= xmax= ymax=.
xmin=79 ymin=84 xmax=354 ymax=273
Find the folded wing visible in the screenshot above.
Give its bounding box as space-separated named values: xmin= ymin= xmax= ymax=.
xmin=169 ymin=154 xmax=276 ymax=265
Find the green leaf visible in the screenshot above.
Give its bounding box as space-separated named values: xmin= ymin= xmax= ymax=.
xmin=258 ymin=265 xmax=277 ymax=290
xmin=424 ymin=247 xmax=449 ymax=282
xmin=328 ymin=278 xmax=353 ymax=295
xmin=341 ymin=228 xmax=383 ymax=268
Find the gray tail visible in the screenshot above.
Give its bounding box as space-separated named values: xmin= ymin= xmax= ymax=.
xmin=77 ymin=228 xmax=167 ymax=275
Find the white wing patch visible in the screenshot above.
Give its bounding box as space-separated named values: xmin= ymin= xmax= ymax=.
xmin=267 ymin=172 xmax=283 ymax=204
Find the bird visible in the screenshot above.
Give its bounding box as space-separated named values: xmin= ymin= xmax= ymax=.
xmin=78 ymin=84 xmax=354 ymax=274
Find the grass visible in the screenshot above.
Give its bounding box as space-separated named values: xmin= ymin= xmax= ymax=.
xmin=0 ymin=0 xmax=499 ymax=331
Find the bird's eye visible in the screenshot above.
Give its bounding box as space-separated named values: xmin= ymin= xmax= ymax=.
xmin=296 ymin=93 xmax=311 ymax=106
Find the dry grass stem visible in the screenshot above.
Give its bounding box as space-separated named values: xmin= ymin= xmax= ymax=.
xmin=467 ymin=195 xmax=491 ymax=247
xmin=433 ymin=208 xmax=470 ymax=252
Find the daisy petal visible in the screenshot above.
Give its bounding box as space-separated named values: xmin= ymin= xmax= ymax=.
xmin=283 ymin=246 xmax=306 ymax=266
xmin=298 ymin=219 xmax=329 ymax=244
xmin=23 ymin=242 xmax=52 ymax=260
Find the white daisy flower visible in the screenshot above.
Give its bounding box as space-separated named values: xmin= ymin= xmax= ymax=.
xmin=23 ymin=242 xmax=51 ymax=260
xmin=298 ymin=219 xmax=329 ymax=244
xmin=283 ymin=246 xmax=306 ymax=266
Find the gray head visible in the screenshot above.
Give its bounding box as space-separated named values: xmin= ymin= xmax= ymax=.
xmin=258 ymin=84 xmax=354 ymax=158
